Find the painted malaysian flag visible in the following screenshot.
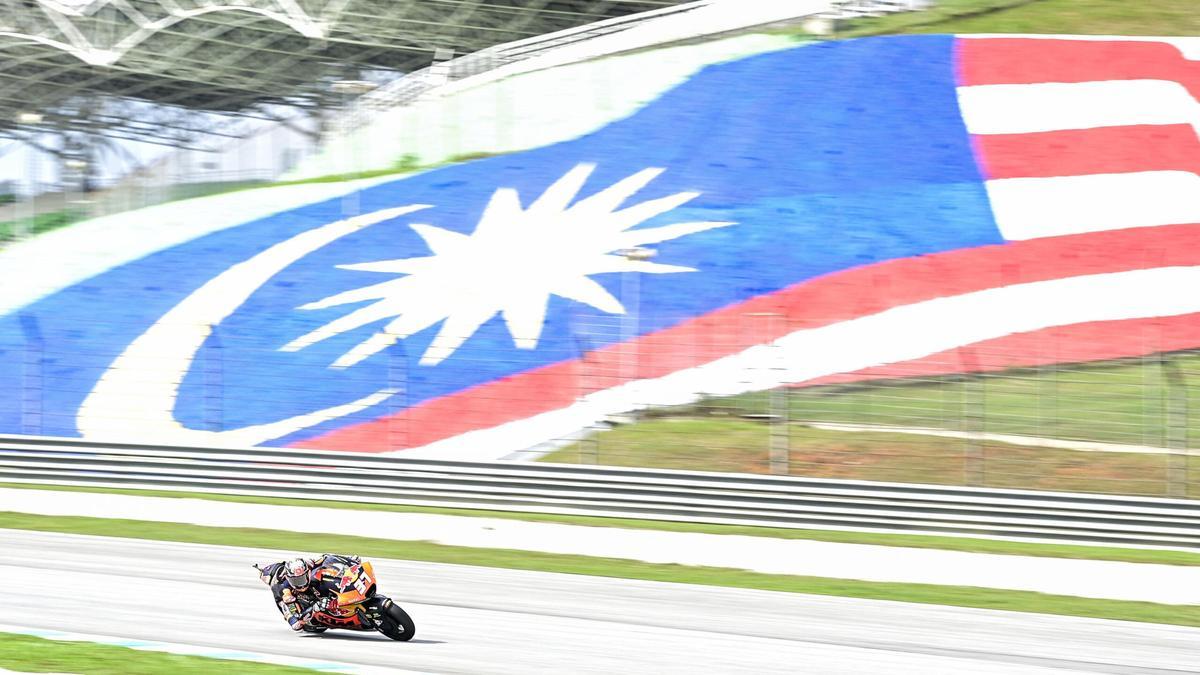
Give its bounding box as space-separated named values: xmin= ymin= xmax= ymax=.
xmin=0 ymin=35 xmax=1197 ymax=458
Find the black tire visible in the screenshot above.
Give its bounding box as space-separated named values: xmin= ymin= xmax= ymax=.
xmin=380 ymin=603 xmax=416 ymax=642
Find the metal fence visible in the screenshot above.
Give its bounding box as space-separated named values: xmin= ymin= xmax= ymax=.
xmin=561 ymin=307 xmax=1200 ymax=497
xmin=1 ymin=434 xmax=1198 ymax=548
xmin=570 ymin=343 xmax=1200 ymax=500
xmin=6 ymin=305 xmax=1198 ymax=500
xmin=0 ymin=169 xmax=278 ymax=242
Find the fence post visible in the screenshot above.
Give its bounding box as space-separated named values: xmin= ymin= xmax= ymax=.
xmin=959 ymin=348 xmax=985 ymax=487
xmin=964 ymin=374 xmax=985 ymax=486
xmin=571 ymin=313 xmax=601 ymax=466
xmin=765 ymin=313 xmax=790 ymax=476
xmin=1161 ymin=352 xmax=1188 ymax=498
xmin=768 ymin=389 xmax=789 ymax=474
xmin=386 ymin=331 xmax=408 ymax=450
xmin=203 ymin=322 xmax=223 ymax=432
xmin=19 ymin=313 xmax=43 ymax=435
xmin=742 ymin=311 xmax=789 ymax=474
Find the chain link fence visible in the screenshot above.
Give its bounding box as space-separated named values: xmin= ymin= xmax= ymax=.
xmin=555 ymin=339 xmax=1200 ymax=500
xmin=7 ymin=304 xmax=1198 ymax=499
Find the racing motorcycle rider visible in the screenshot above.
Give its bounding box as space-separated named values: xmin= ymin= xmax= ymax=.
xmin=255 ymin=553 xmax=361 ymax=633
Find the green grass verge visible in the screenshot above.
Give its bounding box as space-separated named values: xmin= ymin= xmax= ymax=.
xmin=0 ymin=209 xmax=90 ymax=242
xmin=2 ymin=510 xmax=1198 ymax=628
xmin=0 ymin=631 xmax=316 ymax=674
xmin=785 ymin=0 xmax=1200 ymax=38
xmin=114 ymin=151 xmax=503 ymax=204
xmin=541 ymin=351 xmax=1200 ymax=498
xmin=738 ymin=354 xmax=1200 ymax=448
xmin=0 ymin=151 xmax=505 ymax=246
xmin=217 ymin=151 xmax=504 ymax=191
xmin=542 ymin=418 xmax=1200 ymax=498
xmin=4 ymin=482 xmax=1200 ymax=567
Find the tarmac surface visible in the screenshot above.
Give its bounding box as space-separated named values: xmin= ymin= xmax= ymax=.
xmin=4 ymin=488 xmax=1199 ymax=605
xmin=3 ymin=529 xmax=1198 ymax=674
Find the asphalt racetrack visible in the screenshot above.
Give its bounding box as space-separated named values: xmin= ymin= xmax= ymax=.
xmin=3 ymin=529 xmax=1197 ymax=674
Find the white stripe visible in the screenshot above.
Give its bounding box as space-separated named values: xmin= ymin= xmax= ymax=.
xmin=956 ymin=80 xmax=1199 ymax=135
xmin=77 ymin=206 xmax=428 ymax=447
xmin=398 ymin=265 xmax=1200 ymax=461
xmin=985 ymin=172 xmax=1200 ymax=240
xmin=806 ymin=422 xmax=1175 ymax=455
xmin=959 ymin=34 xmax=1200 ymax=60
xmin=0 ymin=175 xmax=400 ymax=317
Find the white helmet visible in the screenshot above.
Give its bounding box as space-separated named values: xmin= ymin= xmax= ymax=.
xmin=284 ymin=558 xmax=310 ymax=590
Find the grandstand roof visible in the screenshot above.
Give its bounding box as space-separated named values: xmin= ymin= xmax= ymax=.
xmin=0 ymin=0 xmax=688 ymax=147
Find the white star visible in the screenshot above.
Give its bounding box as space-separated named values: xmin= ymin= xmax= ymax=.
xmin=281 ymin=163 xmax=734 ymax=367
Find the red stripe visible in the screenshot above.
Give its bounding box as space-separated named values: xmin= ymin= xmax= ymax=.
xmin=958 ymin=38 xmax=1200 ymax=100
xmin=801 ymin=313 xmax=1200 ymax=386
xmin=293 ymin=224 xmax=1200 ymax=452
xmin=973 ymin=124 xmax=1200 ymax=180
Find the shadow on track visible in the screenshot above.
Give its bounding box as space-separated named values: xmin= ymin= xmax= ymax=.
xmin=300 ymin=632 xmax=445 ymax=645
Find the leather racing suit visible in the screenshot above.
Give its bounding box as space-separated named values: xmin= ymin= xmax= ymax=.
xmin=256 ymin=553 xmax=361 ymax=631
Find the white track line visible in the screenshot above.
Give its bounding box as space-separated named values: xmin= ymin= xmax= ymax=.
xmin=803 ymin=422 xmax=1176 ymax=455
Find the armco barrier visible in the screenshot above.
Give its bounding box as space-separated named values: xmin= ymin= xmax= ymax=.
xmin=1 ymin=435 xmax=1198 ymax=549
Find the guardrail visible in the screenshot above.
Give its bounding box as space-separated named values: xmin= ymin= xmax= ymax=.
xmin=1 ymin=434 xmax=1197 ymax=549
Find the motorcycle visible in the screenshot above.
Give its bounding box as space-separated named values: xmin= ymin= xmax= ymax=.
xmin=258 ymin=559 xmax=416 ymax=641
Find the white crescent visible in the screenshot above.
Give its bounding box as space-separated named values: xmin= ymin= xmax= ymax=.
xmin=77 ymin=204 xmax=430 ymax=447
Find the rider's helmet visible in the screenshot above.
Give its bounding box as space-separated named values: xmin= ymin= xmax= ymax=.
xmin=284 ymin=558 xmax=311 ymax=590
